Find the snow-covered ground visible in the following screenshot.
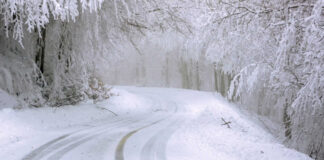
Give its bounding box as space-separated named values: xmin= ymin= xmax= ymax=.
xmin=0 ymin=86 xmax=311 ymax=160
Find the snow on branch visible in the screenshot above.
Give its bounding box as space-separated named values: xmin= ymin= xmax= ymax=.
xmin=0 ymin=0 xmax=104 ymax=46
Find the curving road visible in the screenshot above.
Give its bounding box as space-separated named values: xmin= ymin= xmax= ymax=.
xmin=22 ymin=113 xmax=185 ymax=160
xmin=15 ymin=87 xmax=311 ymax=160
xmin=21 ymin=87 xmax=185 ymax=160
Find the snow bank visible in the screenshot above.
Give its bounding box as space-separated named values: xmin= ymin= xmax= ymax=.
xmin=96 ymin=88 xmax=154 ymax=115
xmin=166 ymin=94 xmax=311 ymax=160
xmin=0 ymin=102 xmax=116 ymax=159
xmin=167 ymin=110 xmax=311 ymax=160
xmin=0 ymin=89 xmax=19 ymax=109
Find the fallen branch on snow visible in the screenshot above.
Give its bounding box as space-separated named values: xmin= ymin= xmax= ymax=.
xmin=221 ymin=118 xmax=231 ymax=128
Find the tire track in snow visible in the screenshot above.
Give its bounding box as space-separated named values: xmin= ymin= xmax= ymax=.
xmin=115 ymin=118 xmax=167 ymax=160
xmin=22 ymin=118 xmax=131 ymax=160
xmin=140 ymin=119 xmax=182 ymax=160
xmin=46 ymin=119 xmax=138 ymax=160
xmin=21 ymin=134 xmax=71 ymax=160
xmin=138 ymin=102 xmax=180 ymax=160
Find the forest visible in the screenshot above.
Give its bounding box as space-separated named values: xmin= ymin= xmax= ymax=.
xmin=0 ymin=0 xmax=323 ymax=159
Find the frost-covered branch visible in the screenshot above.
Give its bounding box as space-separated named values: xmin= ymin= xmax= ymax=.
xmin=0 ymin=0 xmax=103 ymax=46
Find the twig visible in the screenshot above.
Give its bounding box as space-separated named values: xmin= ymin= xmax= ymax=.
xmin=96 ymin=106 xmax=118 ymax=116
xmin=221 ymin=117 xmax=231 ymax=128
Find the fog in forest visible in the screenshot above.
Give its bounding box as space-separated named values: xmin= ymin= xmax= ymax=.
xmin=0 ymin=0 xmax=323 ymax=159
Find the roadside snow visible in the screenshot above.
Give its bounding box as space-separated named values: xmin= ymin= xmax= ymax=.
xmin=96 ymin=88 xmax=154 ymax=115
xmin=0 ymin=101 xmax=117 ymax=159
xmin=167 ymin=108 xmax=310 ymax=160
xmin=0 ymin=89 xmax=19 ymax=109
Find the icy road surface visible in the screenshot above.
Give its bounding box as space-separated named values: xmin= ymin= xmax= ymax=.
xmin=0 ymin=86 xmax=311 ymax=160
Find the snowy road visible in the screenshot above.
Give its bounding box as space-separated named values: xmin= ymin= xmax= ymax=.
xmin=0 ymin=87 xmax=311 ymax=160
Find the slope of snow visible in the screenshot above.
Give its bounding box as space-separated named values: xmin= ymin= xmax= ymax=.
xmin=167 ymin=109 xmax=310 ymax=160
xmin=96 ymin=88 xmax=155 ymax=115
xmin=0 ymin=89 xmax=19 ymax=109
xmin=0 ymin=86 xmax=311 ymax=160
xmin=0 ymin=102 xmax=116 ymax=159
